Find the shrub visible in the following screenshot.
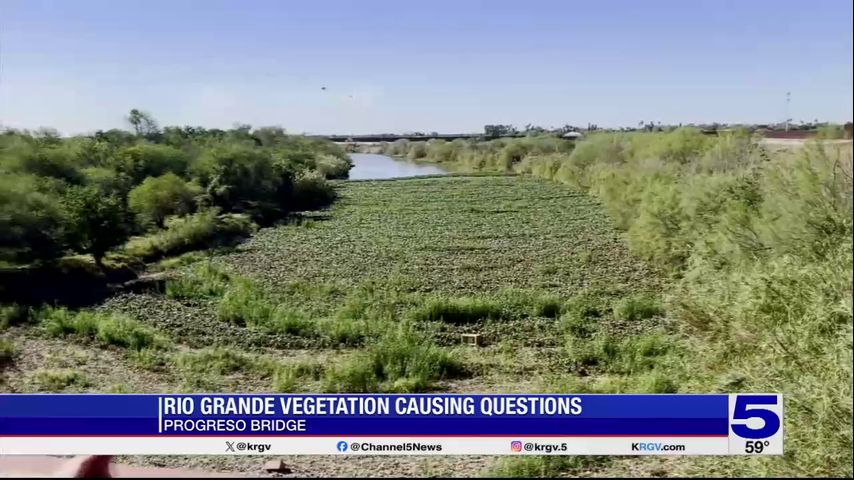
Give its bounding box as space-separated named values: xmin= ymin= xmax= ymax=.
xmin=0 ymin=174 xmax=67 ymax=263
xmin=292 ymin=171 xmax=337 ymax=210
xmin=115 ymin=143 xmax=189 ymax=184
xmin=407 ymin=142 xmax=428 ymax=160
xmin=128 ymin=172 xmax=196 ymax=228
xmin=314 ymin=154 xmax=352 ymax=179
xmin=125 ymin=210 xmax=256 ymax=262
xmin=190 ymin=145 xmax=281 ymax=212
xmin=63 ymin=186 xmax=131 ymax=266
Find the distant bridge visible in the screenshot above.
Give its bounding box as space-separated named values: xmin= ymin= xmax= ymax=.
xmin=317 ymin=133 xmax=526 ymax=143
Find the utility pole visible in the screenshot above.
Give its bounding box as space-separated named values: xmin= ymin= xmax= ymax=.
xmin=784 ymin=92 xmax=791 ymax=131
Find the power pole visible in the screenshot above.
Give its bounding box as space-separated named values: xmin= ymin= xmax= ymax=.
xmin=784 ymin=92 xmax=791 ymax=132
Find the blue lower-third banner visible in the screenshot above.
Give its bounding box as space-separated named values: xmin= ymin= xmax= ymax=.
xmin=0 ymin=394 xmax=783 ymax=455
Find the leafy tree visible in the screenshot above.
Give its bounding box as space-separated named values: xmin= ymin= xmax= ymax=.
xmin=0 ymin=174 xmax=67 ymax=263
xmin=63 ymin=186 xmax=131 ymax=267
xmin=484 ymin=124 xmax=518 ymax=138
xmin=114 ymin=144 xmax=189 ymax=184
xmin=190 ymin=145 xmax=282 ymax=212
xmin=128 ymin=173 xmax=196 ymax=228
xmin=126 ymin=109 xmax=159 ymax=137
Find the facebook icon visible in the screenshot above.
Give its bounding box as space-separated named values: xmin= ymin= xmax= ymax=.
xmin=336 ymin=441 xmax=349 ymax=452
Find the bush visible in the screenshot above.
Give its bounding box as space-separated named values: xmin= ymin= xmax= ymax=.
xmin=314 ymin=154 xmax=352 ymax=179
xmin=0 ymin=174 xmax=68 ymax=263
xmin=128 ymin=172 xmax=196 ymax=228
xmin=190 ymin=145 xmax=282 ymax=212
xmin=292 ymin=171 xmax=337 ymax=210
xmin=63 ymin=186 xmax=132 ymax=266
xmin=125 ymin=210 xmax=256 ymax=262
xmin=115 ymin=144 xmax=189 ymax=184
xmin=412 ymin=297 xmax=504 ymax=324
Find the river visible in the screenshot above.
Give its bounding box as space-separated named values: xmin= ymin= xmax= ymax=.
xmin=347 ymin=153 xmax=448 ymax=180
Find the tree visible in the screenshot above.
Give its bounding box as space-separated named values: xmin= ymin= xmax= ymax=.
xmin=63 ymin=186 xmax=131 ymax=267
xmin=190 ymin=145 xmax=282 ymax=213
xmin=113 ymin=144 xmax=189 ymax=184
xmin=0 ymin=174 xmax=67 ymax=264
xmin=126 ymin=109 xmax=159 ymax=137
xmin=483 ymin=124 xmax=518 ymax=138
xmin=128 ymin=173 xmax=196 ymax=228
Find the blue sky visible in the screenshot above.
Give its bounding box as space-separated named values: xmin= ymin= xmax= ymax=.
xmin=1 ymin=0 xmax=851 ymax=134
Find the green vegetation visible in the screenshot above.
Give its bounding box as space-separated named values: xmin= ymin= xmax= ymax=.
xmin=30 ymin=369 xmax=91 ymax=391
xmin=388 ymin=130 xmax=852 ymax=477
xmin=486 ymin=455 xmax=610 ymax=478
xmin=42 ymin=307 xmax=164 ymax=350
xmin=2 ymin=122 xmax=850 ymax=476
xmin=412 ymin=297 xmax=504 ymax=324
xmin=323 ymin=325 xmax=465 ymax=393
xmin=0 ymin=115 xmax=349 ymax=270
xmin=0 ymin=338 xmax=15 ymax=367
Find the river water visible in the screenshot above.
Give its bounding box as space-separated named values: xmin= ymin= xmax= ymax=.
xmin=348 ymin=153 xmax=448 ymax=180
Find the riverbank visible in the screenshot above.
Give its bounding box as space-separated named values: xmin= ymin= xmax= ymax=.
xmin=373 ymin=131 xmax=854 ymax=477
xmin=1 ymin=174 xmax=669 ymax=476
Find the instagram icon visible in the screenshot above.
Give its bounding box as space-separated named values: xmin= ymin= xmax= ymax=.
xmin=510 ymin=441 xmax=523 ymax=452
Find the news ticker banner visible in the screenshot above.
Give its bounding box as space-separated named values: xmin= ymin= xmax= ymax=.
xmin=0 ymin=394 xmax=782 ymax=456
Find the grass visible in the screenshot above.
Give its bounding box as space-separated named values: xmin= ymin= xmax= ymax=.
xmin=486 ymin=455 xmax=611 ymax=478
xmin=30 ymin=369 xmax=91 ymax=391
xmin=124 ymin=209 xmax=256 ymax=262
xmin=41 ymin=307 xmax=165 ymax=351
xmin=176 ymin=347 xmax=276 ymax=377
xmin=412 ymin=297 xmax=504 ymax=324
xmin=612 ymin=293 xmax=663 ymax=321
xmin=16 ymin=162 xmax=839 ymax=476
xmin=164 ymin=262 xmax=231 ymax=299
xmin=323 ymin=325 xmax=465 ymax=393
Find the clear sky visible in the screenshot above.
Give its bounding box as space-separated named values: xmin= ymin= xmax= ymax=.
xmin=1 ymin=0 xmax=851 ymax=134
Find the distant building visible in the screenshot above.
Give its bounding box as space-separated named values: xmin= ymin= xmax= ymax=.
xmin=562 ymin=131 xmax=584 ymax=140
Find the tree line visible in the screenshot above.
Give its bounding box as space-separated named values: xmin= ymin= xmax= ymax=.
xmin=0 ymin=110 xmax=352 ymax=267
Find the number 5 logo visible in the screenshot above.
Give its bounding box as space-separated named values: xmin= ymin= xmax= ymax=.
xmin=731 ymin=395 xmax=781 ymax=439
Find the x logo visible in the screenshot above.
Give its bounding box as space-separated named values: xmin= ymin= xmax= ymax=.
xmin=225 ymin=441 xmax=235 ymax=452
